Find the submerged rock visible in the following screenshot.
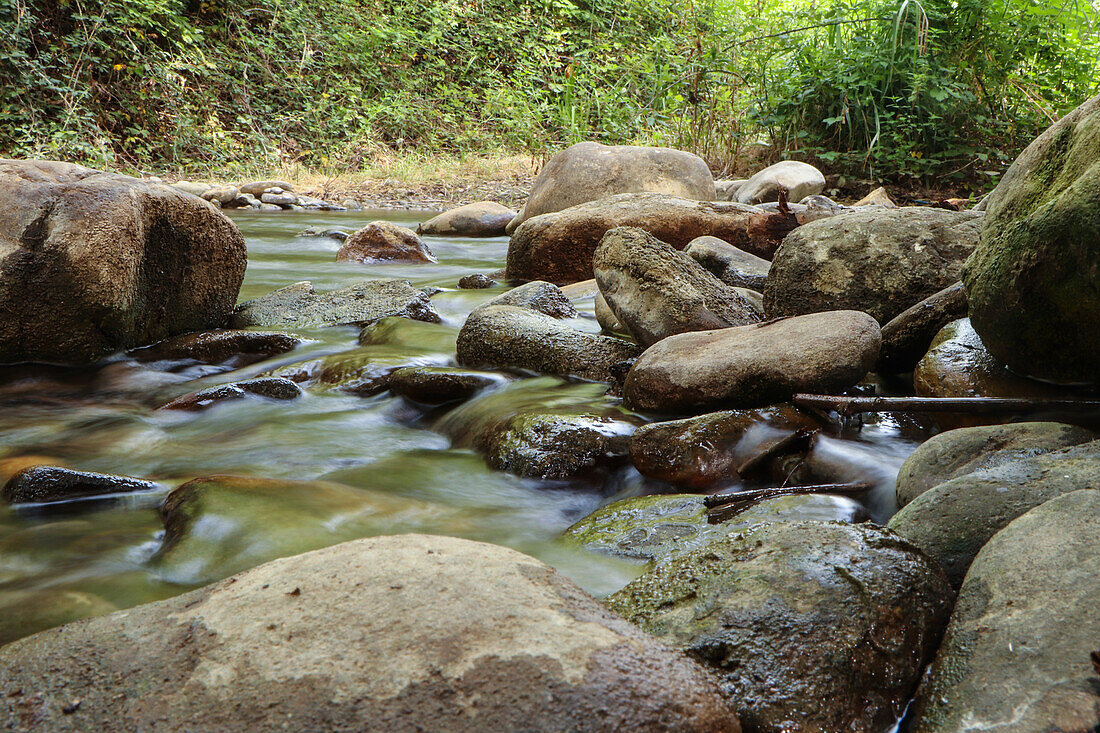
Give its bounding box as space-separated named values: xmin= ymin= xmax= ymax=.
xmin=0 ymin=535 xmax=739 ymax=732
xmin=0 ymin=589 xmax=116 ymax=646
xmin=735 ymin=160 xmax=825 ymax=204
xmin=129 ymin=329 xmax=302 ymax=368
xmin=683 ymin=235 xmax=770 ymax=291
xmin=268 ymin=347 xmax=446 ymax=397
xmin=230 ymin=280 xmax=440 ymax=329
xmin=607 ymin=521 xmax=953 ymax=733
xmin=877 ymin=282 xmax=968 ymax=373
xmin=337 ymin=221 xmax=435 ymax=263
xmin=1 ymin=466 xmax=159 ymax=505
xmin=594 ymin=227 xmax=761 ymax=347
xmin=0 ymin=160 xmax=247 ymax=364
xmin=156 ymin=376 xmax=302 ymax=411
xmin=418 ymin=201 xmax=516 ymax=236
xmin=623 ymin=310 xmax=880 ymax=413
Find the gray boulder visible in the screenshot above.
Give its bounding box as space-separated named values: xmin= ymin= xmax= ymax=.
xmin=684 ymin=235 xmax=770 ymax=291
xmin=909 ymin=490 xmax=1100 ymax=732
xmin=764 ymin=207 xmax=982 ymax=323
xmin=0 ymin=160 xmax=246 ymax=364
xmin=230 ymin=280 xmax=440 ymax=329
xmin=1 ymin=535 xmax=739 ymax=732
xmin=417 ymin=201 xmax=516 ymax=236
xmin=506 ymin=142 xmax=715 ymax=232
xmin=735 ymin=160 xmax=825 ymax=204
xmin=594 ymin=227 xmax=761 ymax=347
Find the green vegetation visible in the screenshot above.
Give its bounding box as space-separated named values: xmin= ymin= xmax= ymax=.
xmin=1 ymin=0 xmax=1097 ymax=184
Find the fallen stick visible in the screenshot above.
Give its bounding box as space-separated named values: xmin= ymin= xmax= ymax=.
xmin=705 ymin=481 xmax=874 ymax=524
xmin=791 ymin=393 xmax=1100 ymax=416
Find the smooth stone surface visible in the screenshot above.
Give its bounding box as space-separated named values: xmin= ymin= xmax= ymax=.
xmin=388 ymin=366 xmax=508 ymax=404
xmin=479 ymin=280 xmax=577 ymax=319
xmin=156 ymin=377 xmax=302 ymax=411
xmin=594 ymin=227 xmax=761 ymax=347
xmin=564 ymin=492 xmax=865 ymax=565
xmin=1 ymin=466 xmax=159 ymax=505
xmin=337 ymin=221 xmax=435 ymax=263
xmin=684 ymin=235 xmax=770 ymax=291
xmin=417 ymin=201 xmax=516 ymax=236
xmin=608 ymin=522 xmax=953 ymax=733
xmin=457 ymin=305 xmax=639 ymax=383
xmin=877 ymin=282 xmax=968 ymax=373
xmin=230 ymin=280 xmax=440 ymax=329
xmin=1 ymin=535 xmax=740 ymax=732
xmin=507 ymin=192 xmax=798 ymax=284
xmin=0 ymin=160 xmax=247 ymax=364
xmin=735 ymin=160 xmax=826 ymax=204
xmin=623 ymin=310 xmax=880 ymax=413
xmin=764 ymin=207 xmax=982 ymax=323
xmin=962 ymin=91 xmax=1100 ymax=384
xmin=888 ymin=438 xmax=1100 ymax=586
xmin=129 ymin=329 xmax=302 ymax=367
xmin=506 ymin=142 xmax=715 ymax=232
xmin=896 ymin=421 xmax=1097 ymax=507
xmin=909 ymin=490 xmax=1100 ymax=732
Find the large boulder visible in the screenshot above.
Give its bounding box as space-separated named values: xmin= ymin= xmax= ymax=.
xmin=506 ymin=142 xmax=715 ymax=232
xmin=909 ymin=490 xmax=1100 ymax=732
xmin=607 ymin=522 xmax=953 ymax=733
xmin=0 ymin=535 xmax=740 ymax=732
xmin=623 ymin=310 xmax=880 ymax=413
xmin=336 ymin=221 xmax=435 ymax=263
xmin=683 ymin=235 xmax=770 ymax=291
xmin=962 ymin=92 xmax=1100 ymax=385
xmin=230 ymin=280 xmax=440 ymax=329
xmin=735 ymin=160 xmax=825 ymax=204
xmin=594 ymin=227 xmax=761 ymax=347
xmin=417 ymin=201 xmax=516 ymax=237
xmin=0 ymin=160 xmax=246 ymax=364
xmin=764 ymin=207 xmax=982 ymax=323
xmin=506 ymin=192 xmax=798 ymax=284
xmin=888 ymin=439 xmax=1100 ymax=586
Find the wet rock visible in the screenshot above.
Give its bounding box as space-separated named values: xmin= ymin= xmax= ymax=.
xmin=594 ymin=292 xmax=627 ymax=334
xmin=476 ymin=413 xmax=634 ymax=479
xmin=156 ymin=377 xmax=302 ymax=411
xmin=0 ymin=160 xmax=247 ymax=365
xmin=1 ymin=535 xmax=739 ymax=732
xmin=2 ymin=466 xmax=159 ymax=504
xmin=457 ymin=273 xmax=497 ymax=289
xmin=564 ymin=492 xmax=866 ymax=564
xmin=506 ymin=192 xmax=798 ymax=284
xmin=963 ymin=92 xmax=1100 ymax=385
xmin=735 ymin=160 xmax=825 ymax=204
xmin=914 ymin=318 xmax=1074 ymax=398
xmin=594 ymin=227 xmax=761 ymax=347
xmin=0 ymin=455 xmax=67 ymax=486
xmin=0 ymin=589 xmax=116 ymax=646
xmin=230 ymin=280 xmax=440 ymax=329
xmin=896 ymin=421 xmax=1097 ymax=508
xmin=238 ymin=180 xmax=294 ymax=196
xmin=337 ymin=221 xmax=435 ymax=263
xmin=629 ymin=406 xmax=821 ymax=488
xmin=607 ymin=521 xmax=953 ymax=733
xmin=623 ymin=310 xmax=880 ymax=413
xmin=260 ymin=191 xmax=298 ymax=208
xmin=479 ymin=280 xmax=577 ymax=318
xmin=877 ymin=282 xmax=968 ymax=373
xmin=417 ymin=201 xmax=516 ymax=237
xmin=888 ymin=439 xmax=1100 ymax=586
xmin=908 ymin=490 xmax=1100 ymax=733
xmin=269 ymin=348 xmax=445 ymax=397
xmin=684 ymin=235 xmax=770 ymax=291
xmin=457 ymin=305 xmax=639 ymax=383
xmin=764 ymin=207 xmax=982 ymax=323
xmin=852 ymin=186 xmax=897 ymax=208
xmin=129 ymin=329 xmax=302 ymax=368
xmin=296 ymin=227 xmax=350 ymax=242
xmin=506 ymin=142 xmax=715 ymax=233
xmin=388 ymin=366 xmax=508 ymax=404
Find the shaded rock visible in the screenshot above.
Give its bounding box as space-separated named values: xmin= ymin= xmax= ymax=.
xmin=896 ymin=421 xmax=1097 ymax=508
xmin=735 ymin=160 xmax=826 ymax=204
xmin=457 ymin=273 xmax=497 ymax=289
xmin=1 ymin=535 xmax=739 ymax=732
xmin=480 ymin=280 xmax=577 ymax=318
xmin=507 ymin=142 xmax=715 ymax=232
xmin=877 ymin=282 xmax=968 ymax=373
xmin=337 ymin=221 xmax=435 ymax=263
xmin=962 ymin=92 xmax=1100 ymax=385
xmin=594 ymin=227 xmax=761 ymax=347
xmin=156 ymin=377 xmax=302 ymax=411
xmin=0 ymin=160 xmax=247 ymax=364
xmin=238 ymin=180 xmax=294 ymax=196
xmin=684 ymin=235 xmax=770 ymax=291
xmin=714 ymin=179 xmax=748 ymax=201
xmin=908 ymin=490 xmax=1100 ymax=733
xmin=607 ymin=521 xmax=953 ymax=733
xmin=852 ymin=186 xmax=897 ymax=208
xmin=507 ymin=192 xmax=798 ymax=285
xmin=888 ymin=439 xmax=1100 ymax=586
xmin=2 ymin=466 xmax=159 ymax=504
xmin=388 ymin=366 xmax=509 ymax=404
xmin=732 ymin=287 xmax=763 ymax=312
xmin=594 ymin=292 xmax=627 ymax=334
xmin=564 ymin=492 xmax=866 ymax=565
xmin=623 ymin=310 xmax=880 ymax=413
xmin=129 ymin=329 xmax=302 ymax=368
xmin=418 ymin=201 xmax=516 ymax=237
xmin=764 ymin=207 xmax=982 ymax=323
xmin=629 ymin=405 xmax=821 ymax=487
xmin=0 ymin=589 xmax=116 ymax=646
xmin=457 ymin=305 xmax=638 ymax=383
xmin=230 ymin=280 xmax=440 ymax=329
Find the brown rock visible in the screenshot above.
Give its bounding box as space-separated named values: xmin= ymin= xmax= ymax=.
xmin=877 ymin=282 xmax=968 ymax=373
xmin=337 ymin=221 xmax=435 ymax=263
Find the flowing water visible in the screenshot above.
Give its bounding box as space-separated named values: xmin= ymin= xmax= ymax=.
xmin=0 ymin=209 xmax=927 ymax=642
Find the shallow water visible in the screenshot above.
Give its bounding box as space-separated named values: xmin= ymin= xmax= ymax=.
xmin=0 ymin=209 xmax=925 ymax=640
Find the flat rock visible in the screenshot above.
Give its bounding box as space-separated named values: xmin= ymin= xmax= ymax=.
xmin=877 ymin=282 xmax=968 ymax=373
xmin=337 ymin=221 xmax=435 ymax=263
xmin=230 ymin=280 xmax=440 ymax=329
xmin=417 ymin=201 xmax=516 ymax=236
xmin=623 ymin=310 xmax=880 ymax=413
xmin=2 ymin=466 xmax=159 ymax=504
xmin=736 ymin=160 xmax=826 ymax=204
xmin=684 ymin=235 xmax=770 ymax=291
